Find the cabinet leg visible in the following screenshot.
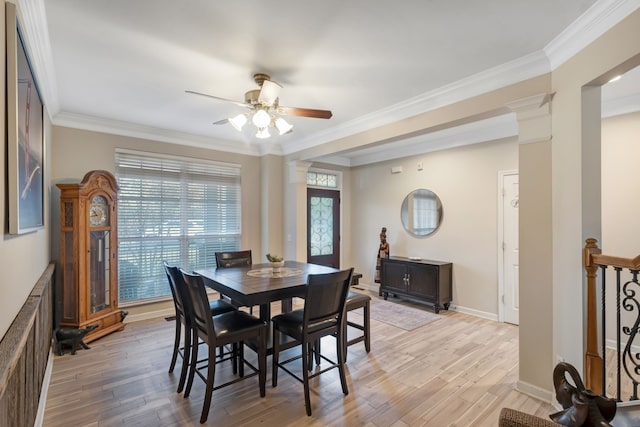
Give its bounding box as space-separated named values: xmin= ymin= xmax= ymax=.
xmin=434 ymin=304 xmax=440 ymax=314
xmin=444 ymin=302 xmax=450 ymax=310
xmin=383 ymin=292 xmax=388 ymax=300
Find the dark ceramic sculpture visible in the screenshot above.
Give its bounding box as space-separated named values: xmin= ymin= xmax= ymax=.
xmin=550 ymin=362 xmax=616 ymax=427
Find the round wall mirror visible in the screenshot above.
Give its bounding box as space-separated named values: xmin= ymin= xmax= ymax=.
xmin=400 ymin=189 xmax=443 ymax=237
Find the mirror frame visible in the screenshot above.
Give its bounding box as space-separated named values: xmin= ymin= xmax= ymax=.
xmin=400 ymin=188 xmax=443 ymax=237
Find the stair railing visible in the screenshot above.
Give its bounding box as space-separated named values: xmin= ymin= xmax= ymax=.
xmin=584 ymin=238 xmax=640 ymax=400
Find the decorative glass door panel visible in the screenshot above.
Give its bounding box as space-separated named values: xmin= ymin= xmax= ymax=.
xmin=307 ymin=188 xmax=340 ymax=268
xmin=90 ymin=230 xmax=110 ymax=314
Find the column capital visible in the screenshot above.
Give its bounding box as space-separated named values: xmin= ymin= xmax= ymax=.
xmin=506 ymin=92 xmax=554 ymax=145
xmin=288 ymin=160 xmax=313 ymax=184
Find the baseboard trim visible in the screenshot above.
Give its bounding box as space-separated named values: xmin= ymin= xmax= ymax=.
xmin=450 ymin=304 xmax=499 ymax=322
xmin=356 ymin=282 xmax=500 ymax=322
xmin=516 ymin=380 xmax=554 ymax=404
xmin=125 ymin=307 xmax=175 ymax=323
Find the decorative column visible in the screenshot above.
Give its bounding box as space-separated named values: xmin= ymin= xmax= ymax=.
xmin=284 ymin=160 xmax=312 ymax=261
xmin=507 ymin=93 xmax=555 ymax=397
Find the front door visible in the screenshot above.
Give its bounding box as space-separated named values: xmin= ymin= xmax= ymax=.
xmin=307 ymin=188 xmax=340 ymax=268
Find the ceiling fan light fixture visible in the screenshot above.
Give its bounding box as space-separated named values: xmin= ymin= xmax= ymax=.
xmin=188 ymin=72 xmax=332 ymax=140
xmin=229 ymin=114 xmax=247 ymax=131
xmin=275 ymin=117 xmax=293 ymax=135
xmin=255 ymin=127 xmax=271 ymax=139
xmin=252 ymin=109 xmax=271 ymax=128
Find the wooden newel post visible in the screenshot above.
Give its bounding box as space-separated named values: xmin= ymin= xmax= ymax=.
xmin=584 ymin=237 xmax=603 ymax=394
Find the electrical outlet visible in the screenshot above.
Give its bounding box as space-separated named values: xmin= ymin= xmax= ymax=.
xmin=417 ymin=161 xmax=423 ymax=171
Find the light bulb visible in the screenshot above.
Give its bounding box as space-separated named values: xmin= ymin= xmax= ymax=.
xmin=256 ymin=127 xmax=271 ymax=139
xmin=275 ymin=117 xmax=293 ymax=135
xmin=252 ymin=109 xmax=271 ymax=128
xmin=228 ymin=114 xmax=247 ymax=131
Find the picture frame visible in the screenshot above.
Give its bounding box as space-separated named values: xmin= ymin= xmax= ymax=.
xmin=6 ymin=2 xmax=45 ymax=234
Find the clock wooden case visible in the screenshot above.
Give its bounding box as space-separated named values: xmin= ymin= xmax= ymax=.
xmin=57 ymin=170 xmax=126 ymax=343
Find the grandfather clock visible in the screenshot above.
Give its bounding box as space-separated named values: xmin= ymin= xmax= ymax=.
xmin=57 ymin=170 xmax=126 ymax=343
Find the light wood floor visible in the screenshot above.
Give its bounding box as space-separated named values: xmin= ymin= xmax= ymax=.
xmin=43 ymin=290 xmax=554 ymax=426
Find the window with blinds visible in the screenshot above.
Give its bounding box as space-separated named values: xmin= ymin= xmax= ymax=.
xmin=115 ymin=150 xmax=241 ymax=304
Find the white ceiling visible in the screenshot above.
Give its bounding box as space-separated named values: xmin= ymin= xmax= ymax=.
xmin=22 ymin=0 xmax=640 ymax=165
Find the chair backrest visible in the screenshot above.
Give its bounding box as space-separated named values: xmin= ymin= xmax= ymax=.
xmin=180 ymin=269 xmax=217 ymax=344
xmin=304 ymin=268 xmax=354 ymax=327
xmin=163 ymin=261 xmax=188 ymax=324
xmin=215 ymin=250 xmax=252 ymax=268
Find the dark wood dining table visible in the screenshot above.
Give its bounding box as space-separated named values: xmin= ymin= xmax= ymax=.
xmin=195 ymin=260 xmax=338 ymax=323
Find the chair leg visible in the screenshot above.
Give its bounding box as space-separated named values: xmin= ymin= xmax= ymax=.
xmin=302 ymin=339 xmax=312 ymax=416
xmin=238 ymin=342 xmax=245 ymax=377
xmin=342 ymin=316 xmax=349 ymax=362
xmin=272 ymin=328 xmax=280 ymax=387
xmin=184 ymin=329 xmax=198 ymax=398
xmin=303 ymin=340 xmax=320 ymax=372
xmin=364 ymin=301 xmax=371 ymax=353
xmin=232 ymin=343 xmax=238 ymax=375
xmin=169 ymin=318 xmax=181 ymax=373
xmin=314 ymin=339 xmax=321 ymax=365
xmin=336 ymin=330 xmax=349 ymax=396
xmin=200 ymin=342 xmax=217 ymax=423
xmin=258 ymin=327 xmax=266 ymax=397
xmin=177 ymin=324 xmax=191 ymax=393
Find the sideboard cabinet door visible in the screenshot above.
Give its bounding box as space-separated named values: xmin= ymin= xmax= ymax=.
xmin=407 ymin=263 xmax=438 ymax=300
xmin=381 ymin=259 xmax=407 ymax=294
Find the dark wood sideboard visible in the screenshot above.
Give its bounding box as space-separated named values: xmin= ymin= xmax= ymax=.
xmin=380 ymin=256 xmax=452 ymax=313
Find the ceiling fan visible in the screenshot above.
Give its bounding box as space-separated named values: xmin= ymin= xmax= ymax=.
xmin=186 ymin=73 xmax=332 ymax=139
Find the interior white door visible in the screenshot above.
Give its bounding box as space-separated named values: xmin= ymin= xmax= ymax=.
xmin=502 ymin=172 xmax=519 ymax=325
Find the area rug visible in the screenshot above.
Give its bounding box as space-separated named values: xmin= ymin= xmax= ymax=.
xmin=368 ymin=298 xmax=440 ymax=331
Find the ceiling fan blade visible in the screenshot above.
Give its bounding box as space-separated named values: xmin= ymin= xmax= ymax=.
xmin=185 ymin=90 xmax=250 ymax=108
xmin=257 ymin=80 xmax=282 ymax=106
xmin=277 ymin=106 xmax=333 ymax=119
xmin=213 ymin=118 xmax=229 ymax=125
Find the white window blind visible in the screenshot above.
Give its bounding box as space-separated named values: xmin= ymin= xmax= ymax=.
xmin=115 ymin=151 xmax=241 ymax=304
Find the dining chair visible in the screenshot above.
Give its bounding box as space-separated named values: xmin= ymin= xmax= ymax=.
xmin=215 ymin=250 xmax=252 ymax=268
xmin=163 ymin=261 xmax=236 ymax=393
xmin=215 ymin=250 xmax=254 ymax=313
xmin=180 ymin=269 xmax=267 ymax=424
xmin=271 ymin=268 xmax=354 ymax=416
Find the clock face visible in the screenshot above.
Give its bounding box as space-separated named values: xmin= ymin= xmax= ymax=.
xmin=89 ymin=196 xmax=108 ymax=226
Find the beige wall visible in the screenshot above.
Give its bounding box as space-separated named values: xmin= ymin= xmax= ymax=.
xmin=50 ymin=126 xmax=265 ymax=319
xmin=602 ymin=111 xmax=640 ymax=254
xmin=350 ymin=138 xmax=518 ymax=317
xmin=0 ymin=1 xmax=51 ymax=340
xmin=601 ymin=111 xmax=640 ymax=338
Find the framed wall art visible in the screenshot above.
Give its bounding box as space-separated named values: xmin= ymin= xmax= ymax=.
xmin=6 ymin=2 xmax=45 ymax=234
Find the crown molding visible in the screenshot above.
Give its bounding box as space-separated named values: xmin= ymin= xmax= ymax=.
xmin=350 ymin=113 xmax=518 ymax=167
xmin=312 ymin=113 xmax=518 ymax=167
xmin=602 ymin=92 xmax=640 ymax=117
xmin=53 ymin=112 xmax=262 ymax=156
xmin=284 ymin=50 xmax=549 ymax=156
xmin=545 ymin=0 xmax=640 ymax=70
